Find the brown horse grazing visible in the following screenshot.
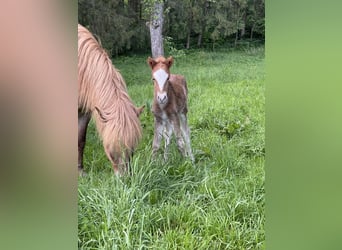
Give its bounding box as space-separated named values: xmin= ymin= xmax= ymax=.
xmin=147 ymin=56 xmax=194 ymax=162
xmin=78 ymin=24 xmax=144 ymax=175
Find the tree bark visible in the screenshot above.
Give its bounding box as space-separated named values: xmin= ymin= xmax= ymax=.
xmin=186 ymin=4 xmax=193 ymax=49
xmin=197 ymin=0 xmax=208 ymax=48
xmin=197 ymin=32 xmax=202 ymax=47
xmin=149 ymin=1 xmax=164 ymax=58
xmin=234 ymin=29 xmax=238 ymax=47
xmin=128 ymin=0 xmax=139 ymax=20
xmin=186 ymin=32 xmax=191 ymax=49
xmin=234 ymin=6 xmax=241 ymax=47
xmin=250 ymin=24 xmax=254 ymax=40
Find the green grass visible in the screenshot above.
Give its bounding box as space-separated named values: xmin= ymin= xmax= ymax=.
xmin=78 ymin=47 xmax=265 ymax=249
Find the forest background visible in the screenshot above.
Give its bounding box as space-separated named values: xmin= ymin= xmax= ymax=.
xmin=78 ymin=0 xmax=264 ymax=57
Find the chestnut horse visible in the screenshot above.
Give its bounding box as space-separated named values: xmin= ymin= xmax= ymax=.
xmin=147 ymin=56 xmax=194 ymax=162
xmin=78 ymin=24 xmax=143 ymax=175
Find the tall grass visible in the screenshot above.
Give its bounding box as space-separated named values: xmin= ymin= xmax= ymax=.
xmin=79 ymin=47 xmax=265 ymax=249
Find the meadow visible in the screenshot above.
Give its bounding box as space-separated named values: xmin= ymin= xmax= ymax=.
xmin=78 ymin=46 xmax=265 ymax=249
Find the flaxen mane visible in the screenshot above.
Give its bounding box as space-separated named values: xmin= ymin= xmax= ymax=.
xmin=78 ymin=24 xmax=142 ymax=174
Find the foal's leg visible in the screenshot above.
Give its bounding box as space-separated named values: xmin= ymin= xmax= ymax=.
xmin=152 ymin=118 xmax=164 ymax=159
xmin=163 ymin=120 xmax=173 ymax=161
xmin=180 ymin=113 xmax=194 ymax=163
xmin=172 ymin=114 xmax=186 ymax=156
xmin=78 ymin=112 xmax=91 ymax=173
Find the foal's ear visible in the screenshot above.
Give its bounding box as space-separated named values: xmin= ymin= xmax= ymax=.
xmin=166 ymin=56 xmax=174 ymax=68
xmin=147 ymin=57 xmax=156 ymax=69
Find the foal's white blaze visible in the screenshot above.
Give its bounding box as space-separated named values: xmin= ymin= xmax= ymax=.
xmin=153 ymin=68 xmax=169 ymax=91
xmin=153 ymin=68 xmax=169 ymax=105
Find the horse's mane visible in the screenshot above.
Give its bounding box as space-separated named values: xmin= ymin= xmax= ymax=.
xmin=78 ymin=24 xmax=141 ymax=152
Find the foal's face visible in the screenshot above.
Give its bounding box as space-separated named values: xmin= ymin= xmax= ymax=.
xmin=153 ymin=68 xmax=169 ymax=105
xmin=147 ymin=56 xmax=174 ymax=106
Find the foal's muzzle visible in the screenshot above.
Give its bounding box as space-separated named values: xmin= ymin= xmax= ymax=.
xmin=157 ymin=92 xmax=168 ymax=104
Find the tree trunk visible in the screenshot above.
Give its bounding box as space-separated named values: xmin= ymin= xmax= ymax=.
xmin=139 ymin=1 xmax=142 ymax=20
xmin=186 ymin=18 xmax=192 ymax=49
xmin=250 ymin=24 xmax=254 ymax=40
xmin=128 ymin=0 xmax=139 ymax=20
xmin=234 ymin=30 xmax=238 ymax=47
xmin=198 ymin=0 xmax=208 ymax=48
xmin=186 ymin=32 xmax=191 ymax=49
xmin=241 ymin=11 xmax=247 ymax=38
xmin=197 ymin=32 xmax=202 ymax=47
xmin=186 ymin=4 xmax=193 ymax=49
xmin=149 ymin=1 xmax=164 ymax=58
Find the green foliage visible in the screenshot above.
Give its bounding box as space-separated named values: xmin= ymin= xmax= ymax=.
xmin=164 ymin=36 xmax=186 ymax=58
xmin=78 ymin=47 xmax=265 ymax=249
xmin=78 ymin=0 xmax=264 ymax=55
xmin=78 ymin=0 xmax=150 ymax=56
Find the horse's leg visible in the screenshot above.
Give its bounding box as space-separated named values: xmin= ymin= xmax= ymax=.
xmin=172 ymin=114 xmax=186 ymax=157
xmin=78 ymin=112 xmax=91 ymax=173
xmin=180 ymin=113 xmax=194 ymax=163
xmin=163 ymin=120 xmax=173 ymax=161
xmin=152 ymin=117 xmax=164 ymax=159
